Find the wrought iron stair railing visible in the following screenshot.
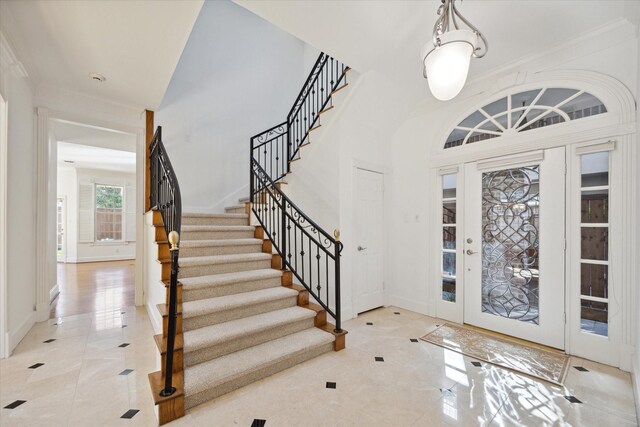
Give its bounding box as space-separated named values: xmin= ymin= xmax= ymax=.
xmin=250 ymin=52 xmax=348 ymax=332
xmin=149 ymin=126 xmax=182 ymax=397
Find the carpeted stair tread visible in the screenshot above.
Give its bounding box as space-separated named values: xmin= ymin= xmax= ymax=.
xmin=179 ymin=252 xmax=271 ymax=267
xmin=183 ymin=212 xmax=247 ymax=219
xmin=225 ymin=204 xmax=245 ymax=210
xmin=182 ymin=287 xmax=297 ymax=319
xmin=183 ymin=306 xmax=315 ymax=353
xmin=180 ymin=238 xmax=262 ymax=248
xmin=182 ymin=225 xmax=254 ymax=232
xmin=179 ymin=268 xmax=282 ymax=290
xmin=184 ymin=328 xmax=334 ymax=397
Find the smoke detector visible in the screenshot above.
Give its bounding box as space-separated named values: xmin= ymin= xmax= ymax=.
xmin=64 ymin=160 xmax=75 ymax=164
xmin=89 ymin=72 xmax=106 ymax=82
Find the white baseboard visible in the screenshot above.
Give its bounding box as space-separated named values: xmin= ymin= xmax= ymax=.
xmin=66 ymin=255 xmax=135 ymax=263
xmin=633 ymin=356 xmax=640 ymax=424
xmin=49 ymin=284 xmax=59 ymax=303
xmin=8 ymin=310 xmax=36 ymax=355
xmin=386 ymin=294 xmax=430 ymax=316
xmin=146 ymin=301 xmax=162 ymax=335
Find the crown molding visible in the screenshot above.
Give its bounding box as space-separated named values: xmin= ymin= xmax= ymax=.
xmin=0 ymin=31 xmax=29 ymax=79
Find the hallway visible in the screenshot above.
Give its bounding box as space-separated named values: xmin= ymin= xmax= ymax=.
xmin=51 ymin=261 xmax=135 ymax=319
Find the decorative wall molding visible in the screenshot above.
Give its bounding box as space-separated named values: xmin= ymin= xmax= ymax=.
xmin=35 ymin=107 xmax=50 ymax=322
xmin=0 ymin=31 xmax=29 ymax=79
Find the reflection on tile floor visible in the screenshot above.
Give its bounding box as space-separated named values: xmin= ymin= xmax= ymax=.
xmin=0 ymin=306 xmax=637 ymax=426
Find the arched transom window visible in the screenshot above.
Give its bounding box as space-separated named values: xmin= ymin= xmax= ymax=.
xmin=444 ymin=88 xmax=607 ymax=149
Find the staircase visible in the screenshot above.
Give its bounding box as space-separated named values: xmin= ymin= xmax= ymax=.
xmin=148 ymin=52 xmax=351 ymax=425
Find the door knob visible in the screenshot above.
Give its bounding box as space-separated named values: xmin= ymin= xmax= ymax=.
xmin=357 ymin=246 xmax=367 ymax=251
xmin=466 ymin=249 xmax=478 ymax=255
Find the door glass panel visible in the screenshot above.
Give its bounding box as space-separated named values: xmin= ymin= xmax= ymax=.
xmin=481 ymin=166 xmax=540 ymax=324
xmin=580 ymin=299 xmax=608 ymax=336
xmin=581 ymin=227 xmax=608 ymax=261
xmin=442 ymin=173 xmax=457 ymax=303
xmin=579 ymin=151 xmax=609 ymax=336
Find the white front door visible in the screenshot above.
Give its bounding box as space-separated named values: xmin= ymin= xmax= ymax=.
xmin=354 ymin=167 xmax=385 ymax=314
xmin=463 ymin=147 xmax=566 ymax=349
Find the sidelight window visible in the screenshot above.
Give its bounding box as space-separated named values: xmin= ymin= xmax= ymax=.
xmin=441 ymin=174 xmax=457 ymax=302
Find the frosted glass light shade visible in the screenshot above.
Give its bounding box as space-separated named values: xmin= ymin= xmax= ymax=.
xmin=422 ymin=30 xmax=478 ymax=101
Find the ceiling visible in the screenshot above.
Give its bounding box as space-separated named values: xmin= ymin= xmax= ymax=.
xmin=54 ymin=120 xmax=136 ymax=173
xmin=57 ymin=142 xmax=136 ymax=174
xmin=1 ymin=0 xmax=203 ymax=109
xmin=235 ymin=1 xmax=638 ymax=98
xmin=52 ymin=120 xmax=136 ymax=153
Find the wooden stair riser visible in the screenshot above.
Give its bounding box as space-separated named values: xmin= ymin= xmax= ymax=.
xmin=162 ymin=316 xmax=183 ymax=338
xmin=159 ymin=396 xmax=185 ymax=426
xmin=148 ymin=371 xmax=185 ymax=426
xmin=271 ymin=254 xmax=282 ymax=270
xmin=164 ymin=283 xmax=183 ymax=305
xmin=155 ymin=226 xmax=167 ymax=243
xmin=160 ymin=351 xmax=184 ymax=376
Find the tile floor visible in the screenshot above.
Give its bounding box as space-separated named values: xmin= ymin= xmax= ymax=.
xmin=0 ymin=306 xmax=637 ymax=426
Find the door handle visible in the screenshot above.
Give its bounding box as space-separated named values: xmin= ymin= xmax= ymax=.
xmin=357 ymin=246 xmax=367 ymax=251
xmin=466 ymin=249 xmax=478 ymax=255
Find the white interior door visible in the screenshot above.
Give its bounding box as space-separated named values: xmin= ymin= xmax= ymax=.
xmin=354 ymin=167 xmax=384 ymax=314
xmin=463 ymin=148 xmax=566 ymax=349
xmin=56 ymin=197 xmax=66 ymax=262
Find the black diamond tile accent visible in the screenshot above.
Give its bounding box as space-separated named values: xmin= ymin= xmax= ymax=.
xmin=28 ymin=363 xmax=44 ymax=369
xmin=326 ymin=382 xmax=336 ymax=389
xmin=43 ymin=339 xmax=56 ymax=343
xmin=53 ymin=323 xmax=58 ymax=326
xmin=4 ymin=400 xmax=26 ymax=409
xmin=410 ymin=338 xmax=419 ymax=343
xmin=471 ymin=361 xmax=482 ymax=367
xmin=574 ymin=366 xmax=589 ymax=372
xmin=436 ymin=324 xmax=440 ymax=327
xmin=564 ymin=396 xmax=582 ymax=404
xmin=375 ymin=356 xmax=384 ymax=362
xmin=251 ymin=419 xmax=266 ymax=427
xmin=120 ymin=409 xmax=139 ymax=419
xmin=119 ymin=369 xmax=134 ymax=376
xmin=366 ymin=322 xmax=373 ymax=326
xmin=121 ymin=312 xmax=125 ymax=314
xmin=118 ymin=343 xmax=130 ymax=348
xmin=122 ymin=325 xmax=128 ymax=328
xmin=394 ymin=312 xmax=400 ymax=315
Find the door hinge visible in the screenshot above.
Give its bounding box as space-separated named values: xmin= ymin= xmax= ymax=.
xmin=564 ymin=163 xmax=567 ymax=175
xmin=564 ymin=312 xmax=567 ymax=324
xmin=564 ymin=238 xmax=567 ymax=251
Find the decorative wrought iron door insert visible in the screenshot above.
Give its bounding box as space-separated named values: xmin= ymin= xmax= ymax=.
xmin=481 ymin=166 xmax=540 ymax=324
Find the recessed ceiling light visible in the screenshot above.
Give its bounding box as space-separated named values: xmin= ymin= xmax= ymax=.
xmin=89 ymin=72 xmax=106 ymax=82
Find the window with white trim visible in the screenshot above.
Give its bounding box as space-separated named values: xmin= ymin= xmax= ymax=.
xmin=95 ymin=184 xmax=124 ymax=242
xmin=444 ymin=88 xmax=607 ymax=149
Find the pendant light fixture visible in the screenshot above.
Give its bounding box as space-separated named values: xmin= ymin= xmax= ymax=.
xmin=421 ymin=0 xmax=488 ymax=101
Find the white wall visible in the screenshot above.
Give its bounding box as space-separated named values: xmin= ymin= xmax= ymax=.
xmin=0 ymin=32 xmax=37 ymax=354
xmin=155 ymin=0 xmax=315 ymax=213
xmin=283 ymin=68 xmax=422 ymax=320
xmin=634 ymin=6 xmax=640 ymax=420
xmin=57 ymin=167 xmax=136 ymax=263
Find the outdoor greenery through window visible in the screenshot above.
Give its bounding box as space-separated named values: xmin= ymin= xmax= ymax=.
xmin=95 ymin=184 xmax=123 ymax=242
